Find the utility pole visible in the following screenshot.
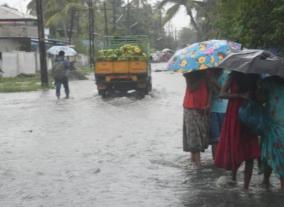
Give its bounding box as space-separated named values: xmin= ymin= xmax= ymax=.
xmin=127 ymin=0 xmax=130 ymax=35
xmin=88 ymin=0 xmax=95 ymax=67
xmin=112 ymin=0 xmax=116 ymax=34
xmin=68 ymin=8 xmax=76 ymax=44
xmin=103 ymin=2 xmax=108 ymax=35
xmin=36 ymin=0 xmax=48 ymax=87
xmin=159 ymin=10 xmax=162 ymax=34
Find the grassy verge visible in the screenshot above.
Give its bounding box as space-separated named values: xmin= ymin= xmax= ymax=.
xmin=0 ymin=66 xmax=91 ymax=93
xmin=0 ymin=74 xmax=52 ymax=93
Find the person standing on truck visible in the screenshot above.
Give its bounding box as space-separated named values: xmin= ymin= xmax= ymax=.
xmin=52 ymin=51 xmax=70 ymax=99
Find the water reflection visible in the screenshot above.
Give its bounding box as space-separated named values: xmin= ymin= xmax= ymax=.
xmin=0 ymin=64 xmax=283 ymax=206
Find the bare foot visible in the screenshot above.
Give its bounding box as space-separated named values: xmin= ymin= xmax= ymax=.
xmin=189 ymin=162 xmax=201 ymax=170
xmin=227 ymin=179 xmax=237 ymax=187
xmin=260 ymin=181 xmax=272 ymax=191
xmin=194 ymin=163 xmax=201 ymax=169
xmin=242 ymin=187 xmax=250 ymax=192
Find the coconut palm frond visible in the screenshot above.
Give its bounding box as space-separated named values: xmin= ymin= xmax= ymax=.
xmin=193 ymin=0 xmax=206 ymax=6
xmin=27 ymin=0 xmax=36 ymax=14
xmin=46 ymin=12 xmax=65 ymax=27
xmin=162 ymin=4 xmax=180 ymax=25
xmin=158 ymin=0 xmax=175 ymax=9
xmin=62 ymin=2 xmax=86 ymax=15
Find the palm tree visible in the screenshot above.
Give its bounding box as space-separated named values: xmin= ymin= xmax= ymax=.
xmin=194 ymin=0 xmax=217 ymax=39
xmin=27 ymin=0 xmax=86 ymax=42
xmin=46 ymin=0 xmax=86 ymax=42
xmin=158 ymin=0 xmax=202 ymax=40
xmin=131 ymin=0 xmax=149 ymax=8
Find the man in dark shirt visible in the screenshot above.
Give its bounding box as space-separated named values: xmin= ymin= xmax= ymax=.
xmin=53 ymin=51 xmax=70 ymax=99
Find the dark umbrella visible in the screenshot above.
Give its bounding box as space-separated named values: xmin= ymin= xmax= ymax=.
xmin=218 ymin=49 xmax=284 ymax=78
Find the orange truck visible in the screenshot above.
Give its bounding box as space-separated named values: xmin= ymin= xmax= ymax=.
xmin=94 ymin=35 xmax=152 ymax=97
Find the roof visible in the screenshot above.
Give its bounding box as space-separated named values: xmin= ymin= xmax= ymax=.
xmin=0 ymin=4 xmax=36 ymax=21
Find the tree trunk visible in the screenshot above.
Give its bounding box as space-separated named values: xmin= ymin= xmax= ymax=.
xmin=112 ymin=0 xmax=116 ymax=34
xmin=63 ymin=22 xmax=68 ymax=42
xmin=36 ymin=0 xmax=48 ymax=86
xmin=104 ymin=2 xmax=109 ymax=35
xmin=186 ymin=6 xmax=202 ymax=41
xmin=68 ymin=9 xmax=76 ymax=44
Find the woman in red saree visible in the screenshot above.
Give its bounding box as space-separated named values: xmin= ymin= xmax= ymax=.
xmin=215 ymin=71 xmax=260 ymax=189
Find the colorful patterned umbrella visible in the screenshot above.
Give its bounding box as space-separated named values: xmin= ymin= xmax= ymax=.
xmin=167 ymin=40 xmax=241 ymax=73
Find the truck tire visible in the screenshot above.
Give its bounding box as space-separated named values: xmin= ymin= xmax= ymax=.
xmin=98 ymin=89 xmax=107 ymax=98
xmin=137 ymin=90 xmax=146 ymax=99
xmin=145 ymin=79 xmax=152 ymax=94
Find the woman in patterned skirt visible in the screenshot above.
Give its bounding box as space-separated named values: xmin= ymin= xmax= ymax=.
xmin=183 ymin=71 xmax=211 ymax=167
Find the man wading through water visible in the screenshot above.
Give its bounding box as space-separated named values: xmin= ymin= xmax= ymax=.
xmin=52 ymin=51 xmax=70 ymax=99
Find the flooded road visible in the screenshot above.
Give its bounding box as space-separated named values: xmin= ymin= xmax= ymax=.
xmin=0 ymin=63 xmax=283 ymax=207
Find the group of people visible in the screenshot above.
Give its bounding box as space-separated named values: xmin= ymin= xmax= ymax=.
xmin=182 ymin=68 xmax=284 ymax=191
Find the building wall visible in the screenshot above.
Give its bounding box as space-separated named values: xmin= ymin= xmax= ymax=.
xmin=76 ymin=54 xmax=89 ymax=67
xmin=0 ymin=51 xmax=84 ymax=78
xmin=0 ymin=25 xmax=38 ymax=38
xmin=0 ymin=38 xmax=31 ymax=52
xmin=1 ymin=52 xmax=37 ymax=77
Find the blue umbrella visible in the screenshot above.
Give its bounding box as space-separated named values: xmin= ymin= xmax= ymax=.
xmin=167 ymin=40 xmax=241 ymax=73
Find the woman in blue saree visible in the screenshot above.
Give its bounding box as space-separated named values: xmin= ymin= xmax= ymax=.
xmin=261 ymin=76 xmax=284 ymax=191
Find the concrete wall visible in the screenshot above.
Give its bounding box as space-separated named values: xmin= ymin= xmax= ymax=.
xmin=76 ymin=54 xmax=89 ymax=67
xmin=1 ymin=52 xmax=18 ymax=77
xmin=1 ymin=52 xmax=37 ymax=77
xmin=0 ymin=51 xmax=86 ymax=77
xmin=0 ymin=39 xmax=22 ymax=52
xmin=34 ymin=52 xmax=52 ymax=72
xmin=0 ymin=38 xmax=31 ymax=52
xmin=0 ymin=25 xmax=38 ymax=38
xmin=46 ymin=54 xmax=89 ymax=69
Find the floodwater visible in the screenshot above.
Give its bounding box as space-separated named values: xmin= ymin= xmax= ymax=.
xmin=0 ymin=63 xmax=283 ymax=207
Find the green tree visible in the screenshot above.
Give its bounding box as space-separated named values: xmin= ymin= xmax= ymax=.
xmin=28 ymin=0 xmax=86 ymax=42
xmin=27 ymin=0 xmax=178 ymax=52
xmin=194 ymin=0 xmax=217 ymax=39
xmin=214 ymin=0 xmax=284 ymax=54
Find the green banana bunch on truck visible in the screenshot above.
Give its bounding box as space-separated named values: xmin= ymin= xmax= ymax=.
xmin=94 ymin=35 xmax=152 ymax=97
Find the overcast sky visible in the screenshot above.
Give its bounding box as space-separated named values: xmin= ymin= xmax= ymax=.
xmin=0 ymin=0 xmax=189 ymax=30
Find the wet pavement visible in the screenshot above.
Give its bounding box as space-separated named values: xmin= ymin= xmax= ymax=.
xmin=0 ymin=63 xmax=283 ymax=207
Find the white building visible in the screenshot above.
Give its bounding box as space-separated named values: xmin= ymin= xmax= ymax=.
xmin=0 ymin=4 xmax=38 ymax=77
xmin=0 ymin=4 xmax=38 ymax=52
